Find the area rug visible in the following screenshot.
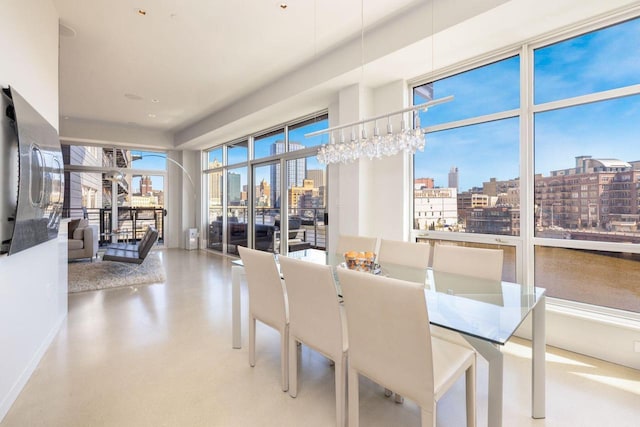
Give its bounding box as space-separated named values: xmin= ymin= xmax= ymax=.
xmin=68 ymin=252 xmax=166 ymax=293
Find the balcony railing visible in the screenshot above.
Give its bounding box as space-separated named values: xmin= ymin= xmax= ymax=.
xmin=63 ymin=207 xmax=165 ymax=246
xmin=207 ymin=206 xmax=326 ymax=254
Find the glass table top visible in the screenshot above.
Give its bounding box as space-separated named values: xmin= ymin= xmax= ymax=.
xmin=236 ymin=248 xmax=546 ymax=345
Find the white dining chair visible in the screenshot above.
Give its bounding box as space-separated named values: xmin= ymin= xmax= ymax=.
xmin=378 ymin=238 xmax=431 ymax=268
xmin=432 ymin=244 xmax=503 ymax=281
xmin=335 ymin=234 xmax=378 ymax=255
xmin=337 ymin=268 xmax=476 ymax=427
xmin=279 ymin=256 xmax=348 ymax=427
xmin=237 ymin=246 xmax=289 ymax=392
xmin=431 ymin=244 xmax=504 ymax=348
xmin=377 ymin=238 xmax=432 ymax=403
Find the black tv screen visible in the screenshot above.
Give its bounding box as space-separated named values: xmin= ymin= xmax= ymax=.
xmin=0 ymin=87 xmax=64 ymax=255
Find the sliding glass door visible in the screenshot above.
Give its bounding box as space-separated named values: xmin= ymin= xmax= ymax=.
xmin=253 ymin=162 xmax=280 ymax=252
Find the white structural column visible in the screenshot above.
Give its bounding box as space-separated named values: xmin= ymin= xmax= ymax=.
xmin=364 ymin=79 xmax=409 ymax=241
xmin=335 ymin=83 xmax=371 ymax=238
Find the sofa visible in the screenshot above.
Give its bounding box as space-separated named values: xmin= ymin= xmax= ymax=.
xmin=67 ymin=219 xmax=99 ymax=261
xmin=207 ymin=216 xmax=311 ymax=253
xmin=208 ymin=221 xmax=275 ymax=252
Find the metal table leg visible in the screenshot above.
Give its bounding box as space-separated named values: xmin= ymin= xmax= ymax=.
xmin=532 ymin=294 xmax=546 ymax=419
xmin=232 ymin=264 xmax=244 ymax=349
xmin=464 ymin=336 xmax=503 ymax=427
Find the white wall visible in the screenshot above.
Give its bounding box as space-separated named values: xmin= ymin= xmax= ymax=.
xmin=0 ymin=1 xmax=63 ymax=420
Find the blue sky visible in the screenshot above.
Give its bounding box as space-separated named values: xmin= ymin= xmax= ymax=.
xmin=414 ymin=17 xmax=640 ymax=192
xmin=130 ymin=151 xmax=165 ymax=193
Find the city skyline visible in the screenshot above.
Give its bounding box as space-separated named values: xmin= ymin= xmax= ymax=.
xmin=414 ymin=18 xmax=640 ymax=192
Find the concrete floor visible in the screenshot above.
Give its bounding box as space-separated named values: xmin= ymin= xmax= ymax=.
xmin=1 ymin=248 xmax=639 ymax=426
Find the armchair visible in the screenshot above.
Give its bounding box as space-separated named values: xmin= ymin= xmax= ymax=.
xmin=67 ymin=219 xmax=99 ymax=261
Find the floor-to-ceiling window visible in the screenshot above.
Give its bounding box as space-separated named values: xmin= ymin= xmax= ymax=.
xmin=531 ymin=16 xmax=640 ymax=313
xmin=285 ymin=117 xmax=328 ymax=253
xmin=205 ymin=147 xmax=224 ymax=252
xmin=203 ymin=112 xmax=328 ymax=256
xmin=63 ymin=145 xmax=167 ymax=246
xmin=412 ymin=14 xmax=640 ymax=314
xmin=413 ymin=55 xmax=521 ymax=283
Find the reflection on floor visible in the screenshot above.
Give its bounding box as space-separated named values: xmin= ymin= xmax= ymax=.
xmin=2 ymin=249 xmax=639 ymax=427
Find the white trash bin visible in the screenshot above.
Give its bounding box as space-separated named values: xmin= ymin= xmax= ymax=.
xmin=186 ymin=228 xmax=198 ymax=250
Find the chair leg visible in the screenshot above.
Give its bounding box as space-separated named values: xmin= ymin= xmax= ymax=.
xmin=466 ymin=361 xmax=477 ymax=427
xmin=348 ymin=368 xmax=359 ymax=427
xmin=288 ymin=335 xmax=298 ymax=398
xmin=281 ymin=324 xmax=289 ymax=392
xmin=249 ymin=315 xmax=256 ymax=367
xmin=421 ymin=406 xmax=436 ymax=427
xmin=334 ymin=353 xmax=347 ymax=427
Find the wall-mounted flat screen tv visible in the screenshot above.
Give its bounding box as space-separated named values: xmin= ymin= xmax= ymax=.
xmin=0 ymin=86 xmax=64 ymax=256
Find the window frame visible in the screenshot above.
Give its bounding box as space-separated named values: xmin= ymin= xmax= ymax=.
xmin=409 ymin=10 xmax=640 ymax=321
xmin=202 ymin=110 xmax=329 ymax=255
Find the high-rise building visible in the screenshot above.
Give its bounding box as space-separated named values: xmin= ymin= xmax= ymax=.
xmin=448 ymin=167 xmax=459 ymax=190
xmin=288 ymin=179 xmax=319 ymax=209
xmin=270 ymin=141 xmax=306 ymax=208
xmin=306 ymin=169 xmax=325 ymax=188
xmin=208 ymin=159 xmax=223 ymax=206
xmin=140 ymin=176 xmax=152 ymax=195
xmin=227 ymin=172 xmax=241 ymax=205
xmin=255 ymin=179 xmax=271 ymax=207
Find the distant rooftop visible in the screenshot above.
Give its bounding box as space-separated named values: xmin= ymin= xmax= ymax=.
xmin=591 ymin=158 xmax=631 ymax=169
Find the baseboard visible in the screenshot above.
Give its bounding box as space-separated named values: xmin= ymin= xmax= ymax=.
xmin=0 ymin=313 xmax=67 ymax=422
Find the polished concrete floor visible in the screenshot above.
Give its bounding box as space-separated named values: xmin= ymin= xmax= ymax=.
xmin=2 ymin=248 xmax=640 ymax=427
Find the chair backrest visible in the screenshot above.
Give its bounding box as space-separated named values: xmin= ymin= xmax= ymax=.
xmin=238 ymin=246 xmax=287 ymax=327
xmin=279 ymin=256 xmax=345 ymax=357
xmin=337 ymin=268 xmax=434 ymax=407
xmin=377 ymin=239 xmax=430 ymax=269
xmin=432 ymin=244 xmax=503 ymax=281
xmin=335 ymin=234 xmax=378 ymax=255
xmin=138 ymin=227 xmax=158 ymax=260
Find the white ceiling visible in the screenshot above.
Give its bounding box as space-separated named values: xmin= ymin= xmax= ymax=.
xmin=54 ymin=0 xmax=421 ymax=131
xmin=53 ymin=0 xmax=639 ymax=150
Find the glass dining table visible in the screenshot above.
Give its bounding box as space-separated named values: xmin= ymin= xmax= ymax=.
xmin=230 ymin=249 xmax=546 ymax=427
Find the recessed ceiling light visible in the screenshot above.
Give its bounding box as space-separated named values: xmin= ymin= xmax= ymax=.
xmin=124 ymin=93 xmax=143 ymax=101
xmin=148 ymin=113 xmax=157 ymax=118
xmin=151 ymin=98 xmax=160 ymax=103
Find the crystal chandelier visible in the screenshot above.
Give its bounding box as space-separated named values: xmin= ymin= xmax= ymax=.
xmin=306 ymin=95 xmax=453 ymax=165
